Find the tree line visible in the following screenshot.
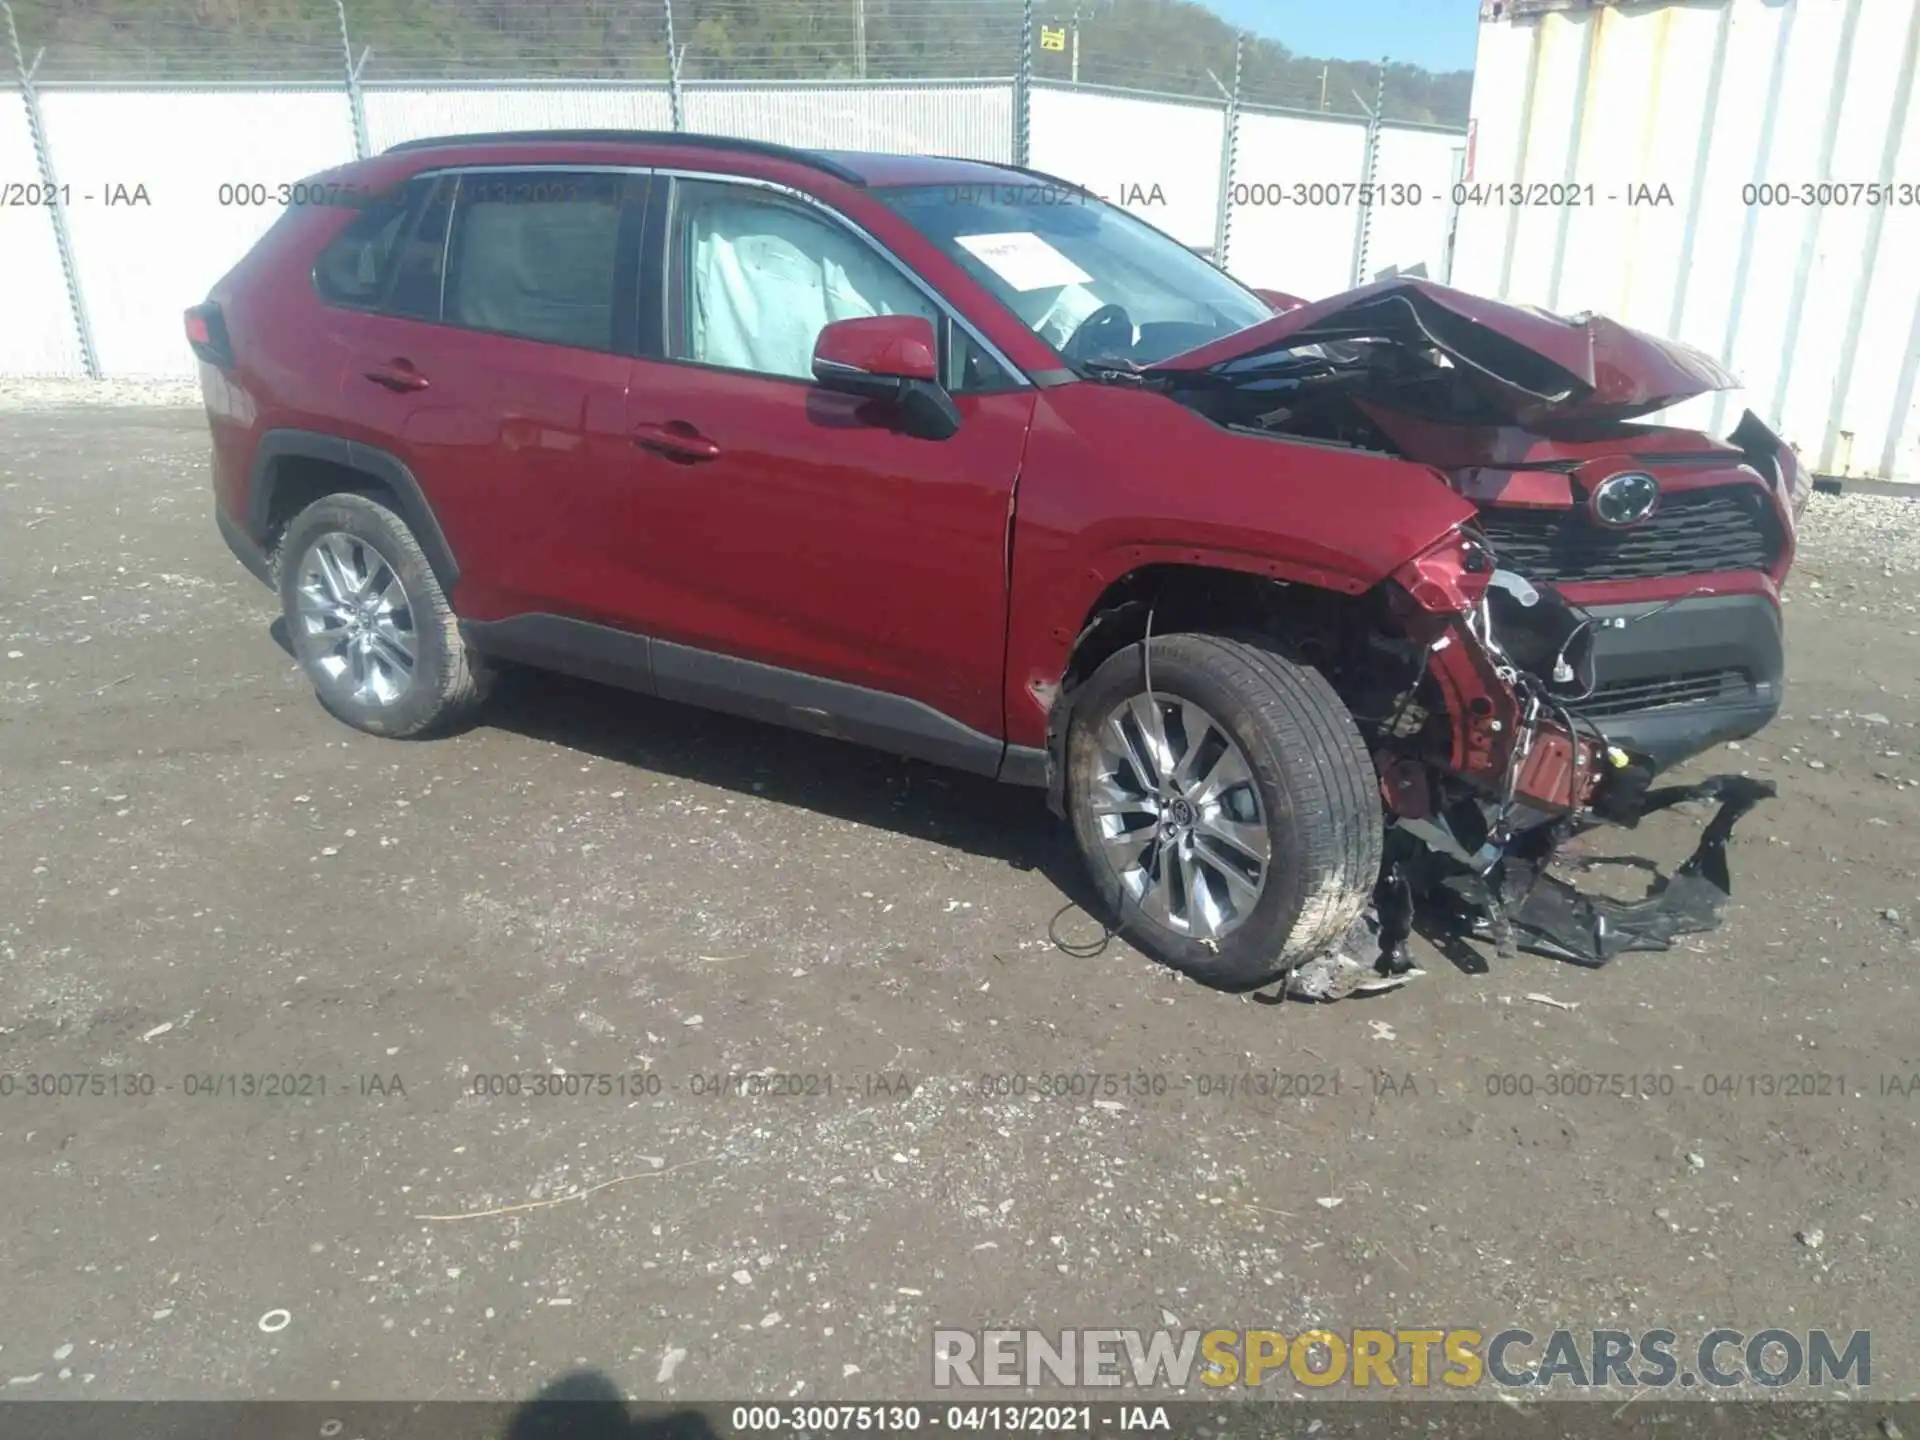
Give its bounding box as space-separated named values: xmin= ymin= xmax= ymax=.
xmin=10 ymin=0 xmax=1469 ymax=125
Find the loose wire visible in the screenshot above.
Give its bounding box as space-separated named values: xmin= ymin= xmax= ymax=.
xmin=1048 ymin=595 xmax=1161 ymax=960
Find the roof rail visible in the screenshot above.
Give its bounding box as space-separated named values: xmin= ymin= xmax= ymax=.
xmin=382 ymin=129 xmax=869 ymax=186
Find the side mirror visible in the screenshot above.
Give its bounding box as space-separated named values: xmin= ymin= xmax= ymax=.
xmin=812 ymin=315 xmax=961 ymax=440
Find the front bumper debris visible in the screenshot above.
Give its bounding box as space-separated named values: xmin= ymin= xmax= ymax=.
xmin=1430 ymin=774 xmax=1777 ymax=968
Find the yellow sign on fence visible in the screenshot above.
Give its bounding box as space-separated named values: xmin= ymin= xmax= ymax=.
xmin=1040 ymin=25 xmax=1067 ymax=51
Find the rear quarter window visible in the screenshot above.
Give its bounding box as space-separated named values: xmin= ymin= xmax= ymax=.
xmin=311 ymin=182 xmax=423 ymax=308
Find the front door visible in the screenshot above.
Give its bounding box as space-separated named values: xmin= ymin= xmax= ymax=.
xmin=619 ymin=175 xmax=1037 ymax=746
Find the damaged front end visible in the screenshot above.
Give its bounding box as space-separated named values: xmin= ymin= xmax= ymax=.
xmin=1150 ymin=279 xmax=1796 ymax=972
xmin=1371 ymin=532 xmax=1776 ymax=970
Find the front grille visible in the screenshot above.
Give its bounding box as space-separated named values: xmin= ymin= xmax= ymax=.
xmin=1474 ymin=486 xmax=1778 ymax=582
xmin=1578 ymin=668 xmax=1753 ymax=719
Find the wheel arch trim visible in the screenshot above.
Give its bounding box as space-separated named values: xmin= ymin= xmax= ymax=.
xmin=247 ymin=429 xmax=461 ymax=594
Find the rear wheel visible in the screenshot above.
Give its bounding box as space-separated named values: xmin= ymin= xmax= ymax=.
xmin=1066 ymin=632 xmax=1384 ymax=989
xmin=277 ymin=492 xmax=489 ymax=738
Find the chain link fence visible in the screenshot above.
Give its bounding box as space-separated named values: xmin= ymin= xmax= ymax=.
xmin=3 ymin=0 xmax=1468 ymax=126
xmin=1 ymin=0 xmax=1470 ymax=378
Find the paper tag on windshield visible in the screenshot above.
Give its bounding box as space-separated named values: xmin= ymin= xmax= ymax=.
xmin=956 ymin=231 xmax=1092 ymax=292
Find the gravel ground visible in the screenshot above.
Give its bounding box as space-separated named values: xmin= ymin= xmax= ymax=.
xmin=0 ymin=378 xmax=203 ymax=410
xmin=1 ymin=405 xmax=1918 ymax=1409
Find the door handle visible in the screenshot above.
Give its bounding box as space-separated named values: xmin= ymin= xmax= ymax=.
xmin=362 ymin=360 xmax=430 ymax=393
xmin=631 ymin=420 xmax=720 ymax=462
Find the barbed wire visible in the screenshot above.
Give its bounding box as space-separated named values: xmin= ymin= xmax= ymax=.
xmin=1 ymin=0 xmax=1467 ymax=127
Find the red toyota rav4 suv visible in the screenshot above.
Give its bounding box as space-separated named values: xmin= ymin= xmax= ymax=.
xmin=192 ymin=131 xmax=1807 ymax=997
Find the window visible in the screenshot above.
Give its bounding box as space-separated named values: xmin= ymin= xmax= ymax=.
xmin=383 ymin=176 xmax=456 ymax=321
xmin=875 ymin=184 xmax=1271 ymax=368
xmin=442 ymin=171 xmax=626 ymax=351
xmin=669 ymin=180 xmax=942 ymax=383
xmin=312 ymin=186 xmax=416 ymax=308
xmin=949 ymin=321 xmax=1018 ymax=391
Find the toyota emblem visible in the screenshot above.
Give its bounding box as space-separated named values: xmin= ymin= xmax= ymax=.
xmin=1589 ymin=471 xmax=1661 ymax=528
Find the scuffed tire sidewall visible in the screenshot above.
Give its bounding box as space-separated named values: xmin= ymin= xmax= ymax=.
xmin=1065 ymin=633 xmax=1383 ymax=991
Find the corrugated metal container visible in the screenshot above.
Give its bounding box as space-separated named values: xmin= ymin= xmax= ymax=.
xmin=1461 ymin=0 xmax=1920 ymax=481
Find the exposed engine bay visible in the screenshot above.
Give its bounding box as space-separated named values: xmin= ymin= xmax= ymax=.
xmin=1162 ymin=331 xmax=1510 ymax=454
xmin=1137 ymin=281 xmax=1810 ymax=982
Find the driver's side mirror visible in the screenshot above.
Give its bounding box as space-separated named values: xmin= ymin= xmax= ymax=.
xmin=812 ymin=315 xmax=962 ymax=441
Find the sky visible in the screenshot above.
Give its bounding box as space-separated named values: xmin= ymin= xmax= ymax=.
xmin=1194 ymin=0 xmax=1481 ymax=72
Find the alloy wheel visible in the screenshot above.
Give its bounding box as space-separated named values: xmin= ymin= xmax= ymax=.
xmin=1086 ymin=692 xmax=1273 ymax=939
xmin=292 ymin=531 xmax=417 ymax=708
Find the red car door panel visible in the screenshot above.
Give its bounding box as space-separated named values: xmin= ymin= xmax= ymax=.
xmin=621 ymin=360 xmax=1035 ymax=741
xmin=318 ymin=167 xmax=648 ymax=624
xmin=614 ymin=173 xmax=1038 ymax=743
xmin=337 ymin=312 xmax=636 ymax=623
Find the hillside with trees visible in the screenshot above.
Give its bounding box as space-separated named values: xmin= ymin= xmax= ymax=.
xmin=5 ymin=0 xmax=1470 ymax=125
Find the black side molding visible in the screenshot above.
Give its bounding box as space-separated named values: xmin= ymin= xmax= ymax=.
xmin=460 ymin=614 xmax=656 ymax=697
xmin=462 ymin=613 xmax=1050 ymax=786
xmin=247 ymin=429 xmax=461 ymax=593
xmin=651 ymin=638 xmax=1005 ymax=777
xmin=998 ymin=745 xmax=1050 ymax=787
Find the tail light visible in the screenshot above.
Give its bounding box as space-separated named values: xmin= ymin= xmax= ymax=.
xmin=184 ymin=302 xmax=235 ymax=368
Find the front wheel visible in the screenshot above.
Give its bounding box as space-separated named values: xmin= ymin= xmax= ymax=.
xmin=1065 ymin=632 xmax=1384 ymax=990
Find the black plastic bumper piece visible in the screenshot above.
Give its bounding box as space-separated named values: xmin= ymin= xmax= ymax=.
xmin=1492 ymin=774 xmax=1777 ymax=967
xmin=1578 ymin=592 xmax=1784 ymax=773
xmin=216 ymin=505 xmax=274 ymax=589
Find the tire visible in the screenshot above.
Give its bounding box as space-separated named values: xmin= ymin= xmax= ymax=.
xmin=276 ymin=492 xmax=490 ymax=738
xmin=1065 ymin=632 xmax=1384 ymax=990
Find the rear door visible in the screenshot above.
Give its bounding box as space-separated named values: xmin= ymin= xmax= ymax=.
xmin=319 ymin=164 xmax=650 ymax=624
xmin=617 ymin=173 xmax=1038 ymax=748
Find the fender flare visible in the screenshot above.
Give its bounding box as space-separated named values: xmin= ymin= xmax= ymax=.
xmin=247 ymin=428 xmax=461 ymax=592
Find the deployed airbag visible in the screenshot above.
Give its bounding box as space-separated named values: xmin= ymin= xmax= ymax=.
xmin=687 ymin=197 xmax=940 ymax=379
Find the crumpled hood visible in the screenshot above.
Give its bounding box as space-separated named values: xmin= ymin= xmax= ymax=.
xmin=1149 ymin=278 xmax=1741 ymax=426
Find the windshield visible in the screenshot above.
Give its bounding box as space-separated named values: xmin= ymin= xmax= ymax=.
xmin=875 ymin=182 xmax=1273 ymax=369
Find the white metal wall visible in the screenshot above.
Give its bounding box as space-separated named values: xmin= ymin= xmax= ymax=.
xmin=0 ymin=92 xmax=86 ymax=375
xmin=1368 ymin=125 xmax=1467 ymax=282
xmin=5 ymin=81 xmax=1461 ymax=378
xmin=363 ymin=86 xmax=675 ymax=152
xmin=1224 ymin=114 xmax=1462 ymax=297
xmin=1028 ymin=85 xmax=1226 ymax=249
xmin=685 ymin=83 xmax=1012 ymax=161
xmin=1226 ymin=112 xmax=1370 ymax=297
xmin=1462 ymin=0 xmax=1920 ymax=481
xmin=36 ymin=89 xmax=356 ymax=376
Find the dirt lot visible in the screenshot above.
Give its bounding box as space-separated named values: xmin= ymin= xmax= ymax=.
xmin=1 ymin=400 xmax=1918 ymax=1407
